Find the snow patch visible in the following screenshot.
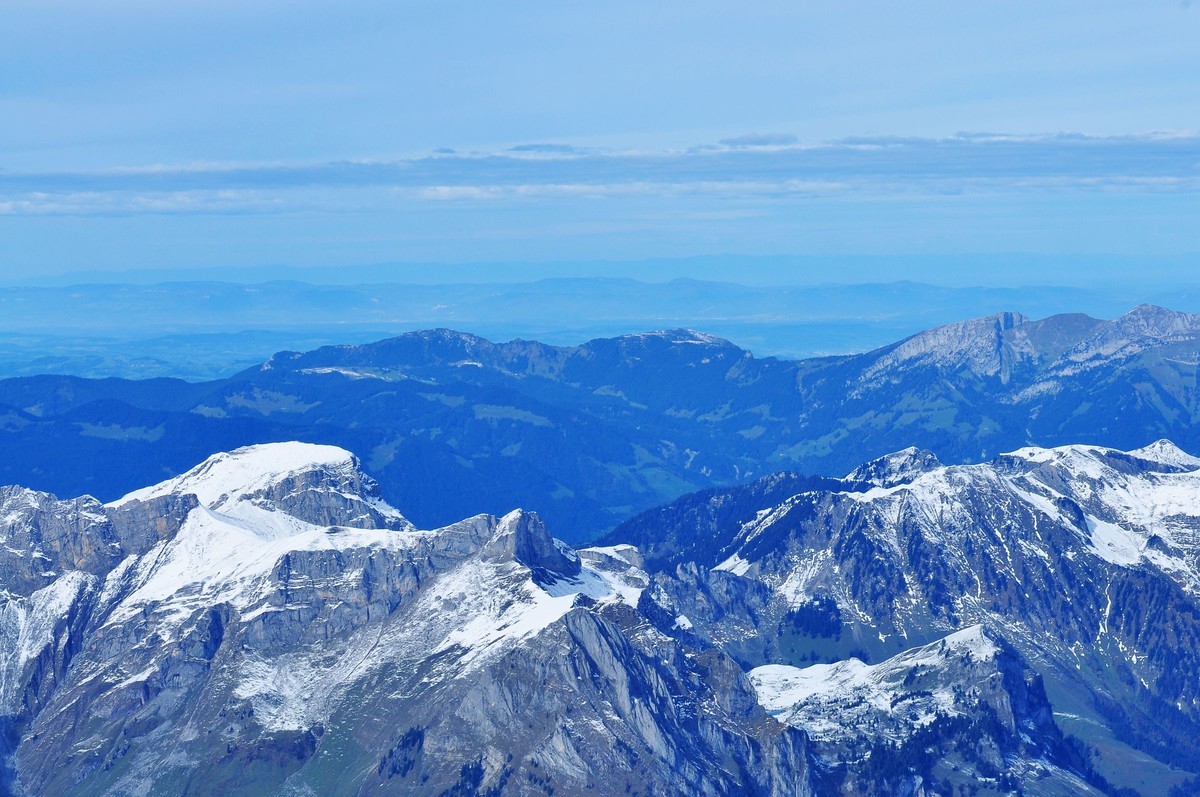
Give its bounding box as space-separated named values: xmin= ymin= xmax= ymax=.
xmin=1087 ymin=516 xmax=1143 ymax=566
xmin=750 ymin=626 xmax=1000 ymax=743
xmin=713 ymin=553 xmax=752 ymax=576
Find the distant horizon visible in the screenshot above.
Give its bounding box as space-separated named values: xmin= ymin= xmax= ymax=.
xmin=6 ymin=252 xmax=1200 ymax=291
xmin=3 ymin=132 xmax=1198 ymax=284
xmin=2 ymin=275 xmax=1198 ymax=381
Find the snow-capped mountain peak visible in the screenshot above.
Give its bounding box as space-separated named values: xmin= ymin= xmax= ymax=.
xmin=110 ymin=441 xmax=410 ymax=532
xmin=8 ymin=443 xmax=819 ymax=797
xmin=4 ymin=435 xmax=1161 ymax=794
xmin=112 ymin=442 xmax=360 ymax=508
xmin=1129 ymin=438 xmax=1200 ymax=472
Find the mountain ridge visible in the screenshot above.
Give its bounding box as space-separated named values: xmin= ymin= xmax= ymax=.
xmin=3 ymin=305 xmax=1200 ymax=541
xmin=1 ymin=440 xmax=1137 ymax=795
xmin=608 ymin=437 xmax=1200 ymax=792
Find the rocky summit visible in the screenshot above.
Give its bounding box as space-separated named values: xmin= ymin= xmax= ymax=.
xmin=9 ymin=437 xmax=1196 ymax=794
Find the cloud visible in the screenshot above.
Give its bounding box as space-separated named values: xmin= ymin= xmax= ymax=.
xmin=507 ymin=143 xmax=590 ymax=156
xmin=719 ymin=133 xmax=800 ymax=148
xmin=0 ymin=189 xmax=289 ymax=217
xmin=1 ymin=132 xmax=1197 ymax=216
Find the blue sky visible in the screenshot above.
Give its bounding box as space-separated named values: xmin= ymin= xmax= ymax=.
xmin=2 ymin=1 xmax=1198 ymax=284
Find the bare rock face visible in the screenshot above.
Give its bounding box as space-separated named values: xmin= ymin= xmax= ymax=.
xmin=845 ymin=446 xmax=942 ymax=488
xmin=0 ymin=487 xmax=122 ymax=594
xmin=375 ymin=609 xmax=813 ymax=797
xmin=105 ymin=492 xmax=199 ymax=555
xmin=479 ymin=509 xmax=582 ymax=582
xmin=239 ymin=463 xmax=412 ymax=531
xmin=861 ymin=311 xmax=1032 ymax=384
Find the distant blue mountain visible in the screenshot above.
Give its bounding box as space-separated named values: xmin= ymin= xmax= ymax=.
xmin=2 ymin=305 xmax=1200 ymax=541
xmin=0 ymin=277 xmax=1166 ymax=379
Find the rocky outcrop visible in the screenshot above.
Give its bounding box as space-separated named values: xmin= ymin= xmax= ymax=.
xmin=0 ymin=487 xmax=122 ymax=594
xmin=479 ymin=509 xmax=581 ymax=582
xmin=846 ymin=447 xmax=942 ymax=488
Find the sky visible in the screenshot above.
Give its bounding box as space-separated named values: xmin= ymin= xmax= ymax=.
xmin=1 ymin=1 xmax=1198 ymax=285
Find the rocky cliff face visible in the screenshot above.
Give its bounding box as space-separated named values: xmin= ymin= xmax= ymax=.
xmin=751 ymin=626 xmax=1098 ymax=796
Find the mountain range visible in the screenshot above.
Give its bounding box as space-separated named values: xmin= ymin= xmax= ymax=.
xmin=9 ymin=439 xmax=1188 ymax=795
xmin=0 ymin=276 xmax=1164 ymax=380
xmin=2 ymin=304 xmax=1200 ymax=541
